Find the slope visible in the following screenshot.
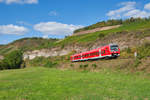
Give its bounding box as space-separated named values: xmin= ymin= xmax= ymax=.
xmin=0 ymin=37 xmax=58 ymax=55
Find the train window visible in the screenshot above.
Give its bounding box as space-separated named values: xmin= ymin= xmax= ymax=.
xmin=96 ymin=52 xmax=99 ymax=55
xmin=104 ymin=50 xmax=105 ymax=54
xmin=79 ymin=56 xmax=81 ymax=58
xmin=106 ymin=48 xmax=108 ymax=51
xmin=102 ymin=50 xmax=104 ymax=54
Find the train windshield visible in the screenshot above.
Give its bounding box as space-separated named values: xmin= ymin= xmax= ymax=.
xmin=110 ymin=45 xmax=118 ymax=51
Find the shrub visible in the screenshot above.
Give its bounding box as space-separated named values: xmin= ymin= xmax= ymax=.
xmin=137 ymin=42 xmax=150 ymax=59
xmin=44 ymin=61 xmax=55 ymax=68
xmin=0 ymin=61 xmax=4 ymax=70
xmin=80 ymin=64 xmax=83 ymax=68
xmin=3 ymin=50 xmax=23 ymax=69
xmin=98 ymin=33 xmax=105 ymax=38
xmin=134 ymin=58 xmax=141 ymax=68
xmin=126 ymin=47 xmax=132 ymax=53
xmin=28 ymin=57 xmax=57 ymax=68
xmin=0 ymin=61 xmax=8 ymax=70
xmin=84 ymin=64 xmax=89 ymax=68
xmin=92 ymin=64 xmax=97 ymax=69
xmin=70 ymin=64 xmax=74 ymax=67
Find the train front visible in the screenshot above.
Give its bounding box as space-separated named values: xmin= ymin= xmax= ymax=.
xmin=110 ymin=44 xmax=120 ymax=58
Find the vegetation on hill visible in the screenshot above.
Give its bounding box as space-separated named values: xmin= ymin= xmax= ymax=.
xmin=0 ymin=37 xmax=58 ymax=55
xmin=55 ymin=17 xmax=150 ymax=47
xmin=74 ymin=17 xmax=150 ymax=33
xmin=1 ymin=17 xmax=150 ymax=56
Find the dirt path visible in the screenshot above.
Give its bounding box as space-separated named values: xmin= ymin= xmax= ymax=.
xmin=73 ymin=25 xmax=121 ymax=36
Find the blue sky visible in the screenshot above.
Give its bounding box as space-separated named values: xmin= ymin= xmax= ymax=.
xmin=0 ymin=0 xmax=150 ymax=44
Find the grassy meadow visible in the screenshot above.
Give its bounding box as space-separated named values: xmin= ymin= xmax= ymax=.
xmin=0 ymin=67 xmax=150 ymax=100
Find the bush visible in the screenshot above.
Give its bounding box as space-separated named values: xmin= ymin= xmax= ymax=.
xmin=134 ymin=58 xmax=141 ymax=68
xmin=2 ymin=50 xmax=23 ymax=69
xmin=28 ymin=57 xmax=57 ymax=68
xmin=137 ymin=42 xmax=150 ymax=59
xmin=0 ymin=61 xmax=4 ymax=70
xmin=84 ymin=64 xmax=89 ymax=68
xmin=98 ymin=33 xmax=105 ymax=38
xmin=92 ymin=64 xmax=97 ymax=69
xmin=80 ymin=64 xmax=83 ymax=68
xmin=126 ymin=47 xmax=132 ymax=53
xmin=0 ymin=50 xmax=23 ymax=70
xmin=44 ymin=60 xmax=57 ymax=68
xmin=70 ymin=64 xmax=74 ymax=67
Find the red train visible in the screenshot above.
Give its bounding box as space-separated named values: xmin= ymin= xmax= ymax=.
xmin=70 ymin=44 xmax=120 ymax=62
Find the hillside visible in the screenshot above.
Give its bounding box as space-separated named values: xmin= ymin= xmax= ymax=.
xmin=0 ymin=37 xmax=58 ymax=56
xmin=1 ymin=18 xmax=150 ymax=56
xmin=73 ymin=19 xmax=123 ymax=33
xmin=73 ymin=25 xmax=121 ymax=36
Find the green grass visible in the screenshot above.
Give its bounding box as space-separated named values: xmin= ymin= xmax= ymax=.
xmin=1 ymin=67 xmax=150 ymax=100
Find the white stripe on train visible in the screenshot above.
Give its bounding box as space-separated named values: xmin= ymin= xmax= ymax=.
xmin=72 ymin=54 xmax=120 ymax=62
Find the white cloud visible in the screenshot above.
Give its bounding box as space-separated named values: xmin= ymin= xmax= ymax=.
xmin=107 ymin=1 xmax=136 ymax=19
xmin=24 ymin=0 xmax=38 ymax=4
xmin=49 ymin=11 xmax=58 ymax=16
xmin=42 ymin=35 xmax=49 ymax=39
xmin=144 ymin=3 xmax=150 ymax=10
xmin=0 ymin=0 xmax=38 ymax=4
xmin=0 ymin=24 xmax=28 ymax=35
xmin=34 ymin=22 xmax=84 ymax=37
xmin=124 ymin=9 xmax=150 ymax=18
xmin=107 ymin=1 xmax=150 ymax=19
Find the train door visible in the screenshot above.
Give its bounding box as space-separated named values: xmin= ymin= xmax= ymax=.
xmin=99 ymin=49 xmax=102 ymax=58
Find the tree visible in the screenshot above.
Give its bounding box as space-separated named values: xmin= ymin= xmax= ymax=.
xmin=3 ymin=50 xmax=23 ymax=69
